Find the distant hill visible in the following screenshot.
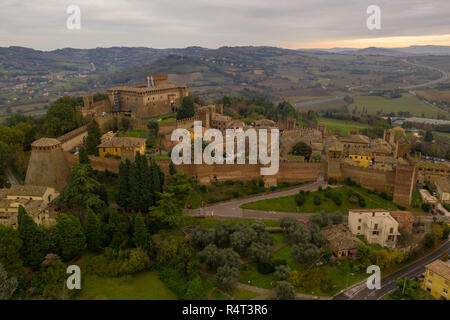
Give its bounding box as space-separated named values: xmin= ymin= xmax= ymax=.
xmin=309 ymin=45 xmax=450 ymax=56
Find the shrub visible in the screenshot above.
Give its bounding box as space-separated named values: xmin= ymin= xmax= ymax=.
xmin=257 ymin=262 xmax=275 ymax=274
xmin=274 ymin=265 xmax=291 ymax=281
xmin=313 ymin=195 xmax=322 ymax=206
xmin=331 ymin=193 xmax=342 ymax=205
xmin=295 ymin=193 xmax=306 ymax=206
xmin=275 ymin=281 xmax=295 ymax=300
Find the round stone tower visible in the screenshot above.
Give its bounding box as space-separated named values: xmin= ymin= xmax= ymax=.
xmin=25 ymin=138 xmax=71 ymax=190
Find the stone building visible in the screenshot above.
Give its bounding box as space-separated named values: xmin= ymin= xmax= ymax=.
xmin=0 ymin=186 xmax=58 ymax=228
xmin=322 ymin=224 xmax=362 ymax=259
xmin=25 ymin=138 xmax=71 ymax=190
xmin=107 ymin=74 xmax=188 ymax=118
xmin=389 ymin=211 xmax=415 ymax=233
xmin=348 ymin=209 xmax=400 ymax=248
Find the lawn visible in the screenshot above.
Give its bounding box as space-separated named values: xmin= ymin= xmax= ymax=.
xmin=75 ymin=271 xmax=177 ymax=300
xmin=318 ymin=118 xmax=373 ymax=136
xmin=189 ymin=180 xmax=303 ymax=209
xmin=348 ymin=93 xmax=442 ymax=118
xmin=241 ymin=185 xmax=400 ymax=214
xmin=239 ymin=244 xmax=368 ymax=297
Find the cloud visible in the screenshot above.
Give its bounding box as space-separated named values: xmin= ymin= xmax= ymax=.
xmin=1 ymin=0 xmax=450 ymax=50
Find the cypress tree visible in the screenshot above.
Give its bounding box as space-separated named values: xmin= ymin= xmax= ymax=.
xmin=85 ymin=209 xmax=101 ymax=251
xmin=129 ymin=160 xmax=141 ymax=212
xmin=133 ymin=212 xmax=149 ymax=251
xmin=98 ymin=184 xmax=109 ymax=206
xmin=117 ymin=160 xmax=131 ymax=210
xmin=86 ymin=119 xmax=101 ymax=155
xmin=18 ymin=206 xmax=51 ymax=267
xmin=78 ymin=146 xmax=91 ymax=166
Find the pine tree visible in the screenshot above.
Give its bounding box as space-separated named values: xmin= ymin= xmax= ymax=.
xmin=86 ymin=119 xmax=101 ymax=155
xmin=133 ymin=212 xmax=149 ymax=251
xmin=18 ymin=206 xmax=51 ymax=267
xmin=140 ymin=155 xmax=153 ymax=211
xmin=85 ymin=209 xmax=101 ymax=251
xmin=151 ymin=160 xmax=162 ymax=195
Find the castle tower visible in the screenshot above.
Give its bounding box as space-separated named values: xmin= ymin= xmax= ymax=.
xmin=25 ymin=138 xmax=71 ymax=190
xmin=393 ymin=164 xmax=416 ymax=207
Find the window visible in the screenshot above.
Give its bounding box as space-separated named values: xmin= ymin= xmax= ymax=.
xmin=358 ymin=226 xmax=361 ymax=230
xmin=445 ymin=280 xmax=449 ymax=286
xmin=429 ymin=272 xmax=434 ymax=277
xmin=358 ymin=219 xmax=362 ymax=223
xmin=372 ymin=231 xmax=379 ymax=235
xmin=374 ymin=224 xmax=378 ymax=230
xmin=389 ymin=227 xmax=393 ymax=233
xmin=443 ymin=288 xmax=448 ymax=295
xmin=428 ymin=280 xmax=432 ymax=286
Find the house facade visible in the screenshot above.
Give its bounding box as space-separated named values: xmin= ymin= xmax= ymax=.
xmin=348 ymin=209 xmax=400 ymax=248
xmin=423 ymin=259 xmax=450 ymax=300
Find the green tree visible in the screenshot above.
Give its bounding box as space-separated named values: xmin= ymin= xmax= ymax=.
xmin=116 ymin=159 xmax=131 ymax=209
xmin=292 ymin=243 xmax=320 ymax=264
xmin=177 ymin=96 xmax=195 ymax=120
xmin=0 ymin=225 xmax=23 ymax=277
xmin=133 ymin=213 xmax=150 ymax=251
xmin=291 ymin=141 xmax=312 ymax=160
xmin=216 ymin=265 xmax=239 ymax=293
xmin=86 ymin=120 xmax=101 ymax=155
xmin=78 ymin=146 xmax=91 ymax=166
xmin=169 ymin=161 xmax=176 ymax=175
xmin=53 ymin=213 xmax=86 ymax=261
xmin=58 ymin=163 xmax=105 ymax=214
xmin=18 ymin=206 xmax=51 ymax=267
xmin=275 ymin=281 xmax=295 ymax=300
xmin=0 ymin=263 xmax=18 ymax=300
xmin=151 ymin=193 xmax=182 ymax=227
xmin=85 ymin=209 xmax=101 ymax=251
xmin=424 ymin=130 xmax=434 ymax=142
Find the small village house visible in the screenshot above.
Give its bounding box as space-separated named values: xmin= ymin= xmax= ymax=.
xmin=322 ymin=224 xmax=362 ymax=259
xmin=97 ymin=137 xmax=146 ymax=161
xmin=423 ymin=259 xmax=450 ymax=300
xmin=434 ymin=177 xmax=450 ymax=204
xmin=348 ymin=209 xmax=400 ymax=249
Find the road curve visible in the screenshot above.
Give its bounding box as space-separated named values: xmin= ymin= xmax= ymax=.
xmin=334 ymin=240 xmax=450 ymax=300
xmin=185 ymin=181 xmax=325 ymax=220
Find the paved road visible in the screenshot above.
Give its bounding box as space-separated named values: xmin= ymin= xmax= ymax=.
xmin=185 ymin=180 xmax=325 ymax=220
xmin=334 ymin=240 xmax=450 ymax=300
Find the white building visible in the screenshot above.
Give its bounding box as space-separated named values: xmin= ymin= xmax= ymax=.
xmin=348 ymin=209 xmax=400 ymax=249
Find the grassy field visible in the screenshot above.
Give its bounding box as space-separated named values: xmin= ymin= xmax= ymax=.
xmin=189 ymin=180 xmax=303 ymax=209
xmin=318 ymin=118 xmax=373 ymax=136
xmin=75 ymin=271 xmax=177 ymax=300
xmin=241 ymin=185 xmax=400 ymax=214
xmin=349 ymin=93 xmax=443 ymax=118
xmin=239 ymin=244 xmax=367 ymax=297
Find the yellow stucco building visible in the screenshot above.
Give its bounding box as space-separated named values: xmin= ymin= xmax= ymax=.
xmin=423 ymin=259 xmax=450 ymax=300
xmin=98 ymin=137 xmax=146 ymax=161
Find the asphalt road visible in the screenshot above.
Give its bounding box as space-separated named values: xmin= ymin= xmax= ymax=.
xmin=185 ymin=180 xmax=325 ymax=220
xmin=334 ymin=240 xmax=450 ymax=300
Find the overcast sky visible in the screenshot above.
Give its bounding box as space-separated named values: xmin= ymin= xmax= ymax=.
xmin=1 ymin=0 xmax=450 ymax=50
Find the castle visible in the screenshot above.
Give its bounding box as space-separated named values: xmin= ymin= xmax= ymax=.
xmin=107 ymin=74 xmax=189 ymax=118
xmin=21 ymin=76 xmax=447 ymax=209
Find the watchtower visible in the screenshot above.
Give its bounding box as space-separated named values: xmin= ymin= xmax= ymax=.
xmin=25 ymin=138 xmax=71 ymax=190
